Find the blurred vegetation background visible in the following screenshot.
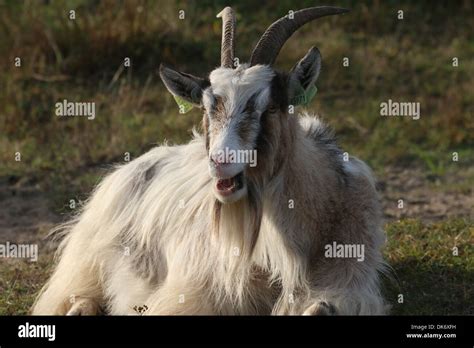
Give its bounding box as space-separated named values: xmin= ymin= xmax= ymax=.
xmin=0 ymin=0 xmax=472 ymax=314
xmin=1 ymin=0 xmax=473 ymax=203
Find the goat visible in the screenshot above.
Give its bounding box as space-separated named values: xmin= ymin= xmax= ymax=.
xmin=32 ymin=6 xmax=388 ymax=315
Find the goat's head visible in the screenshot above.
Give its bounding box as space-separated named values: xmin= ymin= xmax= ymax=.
xmin=160 ymin=6 xmax=348 ymax=204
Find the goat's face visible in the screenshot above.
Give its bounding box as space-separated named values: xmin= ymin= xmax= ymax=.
xmin=160 ymin=64 xmax=279 ymax=203
xmin=159 ymin=6 xmax=347 ymax=203
xmin=202 ymin=65 xmax=275 ymax=203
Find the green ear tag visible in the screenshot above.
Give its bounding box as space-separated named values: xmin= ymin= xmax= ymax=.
xmin=173 ymin=95 xmax=194 ymax=114
xmin=290 ymin=84 xmax=318 ymax=106
xmin=302 ymin=84 xmax=318 ymax=106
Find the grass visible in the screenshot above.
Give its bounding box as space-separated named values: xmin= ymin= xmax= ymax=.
xmin=384 ymin=219 xmax=474 ymax=315
xmin=0 ymin=255 xmax=54 ymax=315
xmin=0 ymin=0 xmax=473 ymax=315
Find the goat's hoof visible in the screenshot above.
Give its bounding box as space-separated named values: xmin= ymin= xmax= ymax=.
xmin=303 ymin=301 xmax=337 ymax=316
xmin=66 ymin=298 xmax=100 ymax=316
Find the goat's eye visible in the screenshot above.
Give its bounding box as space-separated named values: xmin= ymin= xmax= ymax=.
xmin=243 ymin=105 xmax=254 ymax=115
xmin=204 ymin=103 xmax=216 ymax=117
xmin=267 ymin=105 xmax=278 ymax=113
xmin=243 ymin=96 xmax=257 ymax=114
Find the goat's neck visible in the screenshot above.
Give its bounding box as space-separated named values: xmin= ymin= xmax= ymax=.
xmin=263 ymin=115 xmax=341 ymax=249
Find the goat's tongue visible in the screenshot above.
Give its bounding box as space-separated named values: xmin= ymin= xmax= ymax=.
xmin=217 ymin=178 xmax=235 ymax=191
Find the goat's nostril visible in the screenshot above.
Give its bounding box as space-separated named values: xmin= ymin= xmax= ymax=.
xmin=210 ymin=154 xmax=228 ymax=166
xmin=210 ymin=156 xmax=219 ymax=166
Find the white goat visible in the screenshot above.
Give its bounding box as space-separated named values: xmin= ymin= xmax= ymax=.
xmin=33 ymin=6 xmax=388 ymax=315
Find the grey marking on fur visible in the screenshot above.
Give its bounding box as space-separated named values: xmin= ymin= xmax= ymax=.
xmin=305 ymin=122 xmax=347 ymax=184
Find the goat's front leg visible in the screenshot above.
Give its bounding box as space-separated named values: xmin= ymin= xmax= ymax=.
xmin=271 ymin=290 xmax=338 ymax=315
xmin=144 ymin=280 xmax=215 ymax=315
xmin=66 ymin=297 xmax=101 ymax=315
xmin=302 ymin=300 xmax=337 ymax=315
xmin=299 ymin=285 xmax=386 ymax=315
xmin=299 ymin=258 xmax=386 ymax=315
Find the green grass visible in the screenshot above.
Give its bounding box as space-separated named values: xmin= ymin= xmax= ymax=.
xmin=384 ymin=219 xmax=474 ymax=315
xmin=0 ymin=255 xmax=54 ymax=315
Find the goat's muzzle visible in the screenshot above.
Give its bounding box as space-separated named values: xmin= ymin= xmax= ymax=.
xmin=211 ymin=166 xmax=247 ymax=203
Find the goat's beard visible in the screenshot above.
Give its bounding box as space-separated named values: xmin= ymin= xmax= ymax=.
xmin=209 ymin=153 xmax=274 ymax=261
xmin=209 ymin=177 xmax=263 ymax=304
xmin=211 ymin=177 xmax=263 ymax=257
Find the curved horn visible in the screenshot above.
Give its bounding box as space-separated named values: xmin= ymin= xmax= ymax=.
xmin=217 ymin=7 xmax=236 ymax=68
xmin=250 ymin=6 xmax=349 ymax=66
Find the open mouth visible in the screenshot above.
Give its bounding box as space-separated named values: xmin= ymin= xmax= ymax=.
xmin=215 ymin=172 xmax=244 ymax=196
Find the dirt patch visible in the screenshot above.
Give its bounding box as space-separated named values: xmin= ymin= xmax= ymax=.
xmin=378 ymin=166 xmax=474 ymax=222
xmin=0 ymin=177 xmax=60 ymax=247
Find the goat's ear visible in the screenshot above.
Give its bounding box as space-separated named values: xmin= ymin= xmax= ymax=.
xmin=288 ymin=47 xmax=321 ymax=106
xmin=159 ymin=64 xmax=210 ymax=106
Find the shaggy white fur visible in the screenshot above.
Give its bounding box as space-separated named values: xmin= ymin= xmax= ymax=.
xmin=33 ymin=113 xmax=388 ymax=315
